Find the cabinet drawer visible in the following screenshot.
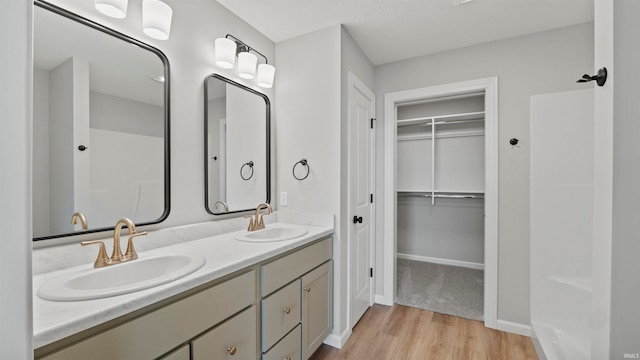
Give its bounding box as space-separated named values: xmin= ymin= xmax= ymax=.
xmin=261 ymin=237 xmax=331 ymax=296
xmin=261 ymin=280 xmax=301 ymax=351
xmin=192 ymin=305 xmax=257 ymax=360
xmin=159 ymin=345 xmax=190 ymax=360
xmin=263 ymin=325 xmax=301 ymax=360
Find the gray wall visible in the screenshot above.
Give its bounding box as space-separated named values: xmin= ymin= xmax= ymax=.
xmin=611 ymin=0 xmax=640 ymax=356
xmin=374 ymin=22 xmax=594 ymax=326
xmin=0 ymin=1 xmax=33 ymax=358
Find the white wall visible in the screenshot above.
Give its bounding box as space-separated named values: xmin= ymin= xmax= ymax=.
xmin=33 ymin=68 xmax=51 ymax=236
xmin=374 ymin=23 xmax=594 ymax=326
xmin=89 ymin=128 xmax=164 ymax=226
xmin=0 ymin=0 xmax=33 ymax=358
xmin=90 ymin=91 xmax=163 ymax=137
xmin=48 ymin=59 xmax=76 ymax=234
xmin=275 ymin=25 xmax=345 ymax=342
xmin=610 ymin=0 xmax=640 ymax=356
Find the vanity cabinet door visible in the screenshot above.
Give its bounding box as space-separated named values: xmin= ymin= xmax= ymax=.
xmin=261 ymin=280 xmax=301 ymax=351
xmin=301 ymin=261 xmax=332 ymax=360
xmin=159 ymin=345 xmax=190 ymax=360
xmin=262 ymin=325 xmax=301 ymax=360
xmin=192 ymin=305 xmax=257 ymax=360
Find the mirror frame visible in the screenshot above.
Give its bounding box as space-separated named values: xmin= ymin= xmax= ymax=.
xmin=204 ymin=74 xmax=271 ymax=215
xmin=33 ymin=0 xmax=171 ymax=241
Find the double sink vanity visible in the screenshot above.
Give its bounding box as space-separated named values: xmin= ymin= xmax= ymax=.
xmin=31 ymin=2 xmax=333 ymax=359
xmin=33 ymin=214 xmax=334 ymax=360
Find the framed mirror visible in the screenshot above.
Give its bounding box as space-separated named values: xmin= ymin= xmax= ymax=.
xmin=33 ymin=1 xmax=170 ymax=240
xmin=204 ymin=74 xmax=270 ymax=215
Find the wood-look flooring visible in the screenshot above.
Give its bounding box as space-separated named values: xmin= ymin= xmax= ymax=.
xmin=310 ymin=304 xmax=538 ymax=360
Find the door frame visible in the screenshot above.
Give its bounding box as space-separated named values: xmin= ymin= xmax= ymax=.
xmin=382 ymin=77 xmax=498 ymax=329
xmin=347 ymin=71 xmax=376 ymax=329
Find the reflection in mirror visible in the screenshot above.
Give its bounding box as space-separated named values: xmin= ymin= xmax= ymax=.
xmin=33 ymin=1 xmax=170 ymax=240
xmin=205 ymin=74 xmax=270 ymax=215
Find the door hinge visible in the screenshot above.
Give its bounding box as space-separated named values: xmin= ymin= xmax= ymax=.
xmin=370 ymin=118 xmax=376 ymax=129
xmin=370 ymin=268 xmax=373 ymax=278
xmin=370 ymin=194 xmax=374 ymax=203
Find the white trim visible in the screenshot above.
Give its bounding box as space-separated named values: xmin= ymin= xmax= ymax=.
xmin=323 ymin=328 xmax=352 ymax=349
xmin=383 ymin=77 xmax=499 ymax=329
xmin=396 ymin=253 xmax=484 ymax=270
xmin=346 ymin=71 xmax=376 ymax=330
xmin=374 ymin=294 xmax=391 ymax=306
xmin=496 ymin=319 xmax=532 ymax=337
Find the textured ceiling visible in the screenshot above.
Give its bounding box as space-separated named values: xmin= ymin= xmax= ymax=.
xmin=216 ymin=0 xmax=594 ymax=65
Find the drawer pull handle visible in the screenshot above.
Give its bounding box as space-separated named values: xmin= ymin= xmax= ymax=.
xmin=283 ymin=307 xmax=291 ymax=314
xmin=304 ymin=286 xmax=311 ymax=292
xmin=227 ymin=346 xmax=237 ymax=355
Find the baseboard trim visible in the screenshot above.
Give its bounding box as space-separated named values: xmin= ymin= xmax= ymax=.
xmin=496 ymin=319 xmax=531 ymax=337
xmin=397 ymin=253 xmax=484 ymax=270
xmin=530 ymin=328 xmax=548 ymax=360
xmin=323 ymin=328 xmax=352 ymax=349
xmin=375 ymin=294 xmax=393 ymax=306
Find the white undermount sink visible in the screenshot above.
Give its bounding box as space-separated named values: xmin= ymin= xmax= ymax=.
xmin=37 ymin=254 xmax=206 ymax=301
xmin=234 ymin=225 xmax=308 ymax=243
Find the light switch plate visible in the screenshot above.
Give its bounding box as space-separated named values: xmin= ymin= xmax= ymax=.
xmin=280 ymin=192 xmax=288 ymax=206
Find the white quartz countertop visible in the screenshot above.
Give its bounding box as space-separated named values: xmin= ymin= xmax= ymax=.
xmin=33 ymin=222 xmax=333 ymax=349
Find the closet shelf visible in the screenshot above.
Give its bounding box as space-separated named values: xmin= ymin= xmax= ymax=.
xmin=397 ymin=129 xmax=485 ymax=142
xmin=397 ymin=190 xmax=485 ymax=199
xmin=397 ymin=111 xmax=485 ymax=128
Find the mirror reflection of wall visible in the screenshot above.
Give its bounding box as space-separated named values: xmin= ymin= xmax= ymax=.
xmin=32 ymin=2 xmax=169 ymax=240
xmin=205 ymin=74 xmax=270 ymax=214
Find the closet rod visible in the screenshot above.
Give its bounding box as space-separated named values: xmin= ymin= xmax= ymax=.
xmin=397 ymin=193 xmax=484 ymax=199
xmin=397 ymin=111 xmax=485 ymax=124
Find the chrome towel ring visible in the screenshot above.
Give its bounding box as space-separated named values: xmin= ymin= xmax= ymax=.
xmin=240 ymin=161 xmax=254 ymax=180
xmin=293 ymin=159 xmax=310 ymax=180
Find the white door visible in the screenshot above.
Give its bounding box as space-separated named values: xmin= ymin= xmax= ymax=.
xmin=348 ymin=72 xmax=375 ymax=328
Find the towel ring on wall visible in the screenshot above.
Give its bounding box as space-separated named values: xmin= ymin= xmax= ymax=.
xmin=240 ymin=161 xmax=254 ymax=181
xmin=293 ymin=159 xmax=310 ymax=180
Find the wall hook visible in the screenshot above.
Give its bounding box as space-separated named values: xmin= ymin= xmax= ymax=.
xmin=577 ymin=67 xmax=607 ymax=87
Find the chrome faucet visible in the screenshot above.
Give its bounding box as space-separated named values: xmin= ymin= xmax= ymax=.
xmin=244 ymin=203 xmax=272 ymax=231
xmin=81 ymin=218 xmax=147 ymax=268
xmin=71 ymin=211 xmax=88 ymax=231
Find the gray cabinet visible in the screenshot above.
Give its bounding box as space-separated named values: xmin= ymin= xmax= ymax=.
xmin=260 ymin=237 xmax=332 ymax=360
xmin=302 ymin=261 xmax=332 ymax=360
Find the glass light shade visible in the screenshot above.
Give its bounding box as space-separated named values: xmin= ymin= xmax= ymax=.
xmin=142 ymin=0 xmax=173 ymax=40
xmin=215 ymin=38 xmax=237 ymax=69
xmin=237 ymin=52 xmax=258 ymax=79
xmin=94 ymin=0 xmax=128 ymax=19
xmin=257 ymin=64 xmax=275 ymax=88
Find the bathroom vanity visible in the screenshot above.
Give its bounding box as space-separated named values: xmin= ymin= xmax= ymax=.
xmin=33 ymin=223 xmax=333 ymax=360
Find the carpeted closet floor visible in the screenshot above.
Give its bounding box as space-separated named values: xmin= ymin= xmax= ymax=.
xmin=396 ymin=258 xmax=484 ymax=321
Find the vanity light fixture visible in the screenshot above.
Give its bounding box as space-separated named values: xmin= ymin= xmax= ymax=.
xmin=214 ymin=34 xmax=275 ymax=88
xmin=93 ymin=0 xmax=173 ymax=40
xmin=94 ymin=0 xmax=128 ymax=19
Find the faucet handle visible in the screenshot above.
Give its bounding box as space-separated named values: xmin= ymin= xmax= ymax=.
xmin=244 ymin=215 xmax=256 ymax=231
xmin=124 ymin=231 xmax=148 ymax=261
xmin=81 ymin=240 xmax=110 ymax=268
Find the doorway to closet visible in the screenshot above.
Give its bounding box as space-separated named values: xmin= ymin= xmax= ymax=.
xmin=382 ymin=78 xmax=498 ymax=329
